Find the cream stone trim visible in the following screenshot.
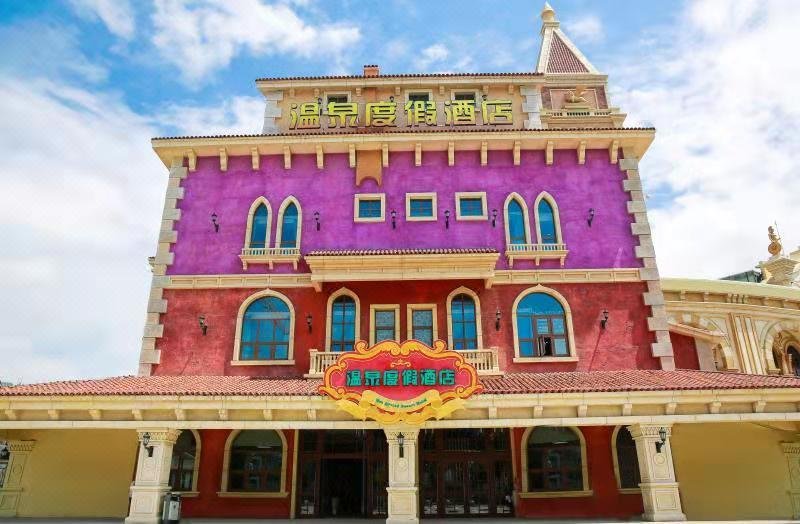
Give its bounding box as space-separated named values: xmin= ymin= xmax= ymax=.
xmin=322 ymin=91 xmax=351 ymax=106
xmin=610 ymin=425 xmax=641 ymax=494
xmin=450 ymin=89 xmax=480 ymax=104
xmin=503 ymin=192 xmax=531 ymax=245
xmin=519 ymin=426 xmax=590 ymax=495
xmin=511 ymin=285 xmax=577 ymax=361
xmin=532 ymin=191 xmax=564 ymax=244
xmin=0 ymin=439 xmax=35 ymax=517
xmin=454 ymin=192 xmax=488 ymax=221
xmin=369 ymin=304 xmax=401 ymax=345
xmin=167 ymin=274 xmax=315 ymax=289
xmin=405 ymin=192 xmax=438 ymax=222
xmin=406 ymin=303 xmax=439 ymax=342
xmin=275 ymin=196 xmax=303 ymax=249
xmin=325 ymin=287 xmax=361 ymax=352
xmin=289 ymin=428 xmax=299 ymax=518
xmin=404 ymin=88 xmax=434 ymax=103
xmin=446 ymin=286 xmax=484 ymax=349
xmin=243 ymin=197 xmax=273 ymax=249
xmin=232 ymin=289 xmax=295 ymax=364
xmin=219 ymin=429 xmax=289 ymax=497
xmin=354 ymin=193 xmax=385 ymax=223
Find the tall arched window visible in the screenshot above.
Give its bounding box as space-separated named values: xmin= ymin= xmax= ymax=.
xmin=276 ymin=197 xmax=302 ymax=249
xmin=250 ymin=203 xmax=269 ymax=248
xmin=240 ymin=296 xmax=291 ymax=360
xmin=169 ymin=430 xmax=199 ymax=492
xmin=506 ymin=198 xmax=528 ymax=245
xmin=451 ymin=294 xmax=478 ymax=350
xmin=537 ymin=199 xmax=557 ymax=244
xmin=613 ymin=427 xmax=641 ymax=491
xmin=330 ymin=295 xmax=357 ymax=352
xmin=525 ymin=427 xmax=585 ymax=493
xmin=515 ymin=292 xmax=569 ymax=357
xmin=789 ymin=346 xmax=800 ymax=376
xmin=226 ymin=430 xmax=284 ymax=493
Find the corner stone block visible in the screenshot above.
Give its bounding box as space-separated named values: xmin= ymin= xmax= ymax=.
xmin=639 ymin=268 xmax=660 ymax=281
xmin=635 ymin=245 xmax=657 ymax=259
xmin=647 ymin=317 xmax=670 ymax=332
xmin=627 ymin=200 xmax=647 ymax=214
xmin=143 ymin=324 xmax=164 ymax=338
xmin=619 ymin=157 xmax=639 ymax=171
xmin=623 ymin=179 xmax=643 ymax=192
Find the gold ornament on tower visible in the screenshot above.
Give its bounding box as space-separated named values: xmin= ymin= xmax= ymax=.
xmin=768 ymin=225 xmax=783 ymax=256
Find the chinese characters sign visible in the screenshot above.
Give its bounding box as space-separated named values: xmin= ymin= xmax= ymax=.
xmin=290 ymin=99 xmax=514 ymax=130
xmin=319 ymin=339 xmax=483 ymax=425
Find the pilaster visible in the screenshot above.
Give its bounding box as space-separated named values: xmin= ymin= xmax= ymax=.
xmin=781 ymin=441 xmax=800 ymax=518
xmin=0 ymin=440 xmax=35 ymax=517
xmin=628 ymin=424 xmax=685 ymax=521
xmin=125 ymin=429 xmax=182 ymax=524
xmin=384 ymin=427 xmax=420 ymax=524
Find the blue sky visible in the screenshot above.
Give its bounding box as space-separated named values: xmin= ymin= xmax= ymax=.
xmin=1 ymin=0 xmax=799 ymax=383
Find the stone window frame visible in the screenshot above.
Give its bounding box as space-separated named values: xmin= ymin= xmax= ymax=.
xmin=511 ymin=285 xmax=578 ymax=363
xmin=454 ymin=191 xmax=488 ymax=221
xmin=231 ymin=289 xmax=296 ymax=366
xmin=218 ymin=429 xmax=289 ymax=498
xmin=519 ymin=426 xmax=592 ymax=498
xmin=170 ymin=429 xmax=202 ymax=497
xmin=503 ymin=192 xmax=532 ymax=246
xmin=405 ymin=192 xmax=438 ymax=222
xmin=533 ymin=191 xmax=564 ymax=244
xmin=325 ymin=287 xmax=361 ymax=352
xmin=274 ymin=196 xmax=303 ymax=249
xmin=369 ymin=304 xmax=401 ymax=345
xmin=243 ymin=197 xmax=273 ymax=249
xmin=354 ymin=193 xmax=386 ymax=223
xmin=445 ymin=286 xmax=484 ymax=350
xmin=611 ymin=426 xmax=642 ymax=494
xmin=406 ymin=303 xmax=439 ymax=344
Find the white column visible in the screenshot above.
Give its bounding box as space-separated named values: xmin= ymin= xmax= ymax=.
xmin=0 ymin=440 xmax=35 ymax=517
xmin=126 ymin=429 xmax=181 ymax=524
xmin=629 ymin=424 xmax=686 ymax=521
xmin=781 ymin=441 xmax=800 ymax=518
xmin=384 ymin=428 xmax=419 ymax=524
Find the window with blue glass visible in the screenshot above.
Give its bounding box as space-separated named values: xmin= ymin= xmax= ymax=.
xmin=374 ymin=309 xmax=396 ymax=342
xmin=250 ymin=203 xmax=269 ymax=249
xmin=411 ymin=309 xmax=434 ymax=345
xmin=279 ymin=202 xmax=299 ymax=248
xmin=459 ymin=197 xmax=484 ymax=217
xmin=537 ymin=199 xmax=557 ymax=244
xmin=507 ymin=198 xmax=528 ymax=245
xmin=516 ymin=293 xmax=569 ymax=357
xmin=409 ymin=198 xmax=434 ymax=218
xmin=330 ymin=295 xmax=356 ymax=352
xmin=451 ymin=294 xmax=478 ymax=350
xmin=240 ymin=296 xmax=291 ymax=360
xmin=358 ymin=199 xmax=383 ymax=219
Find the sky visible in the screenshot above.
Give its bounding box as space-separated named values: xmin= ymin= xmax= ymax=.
xmin=1 ymin=0 xmax=798 ymax=384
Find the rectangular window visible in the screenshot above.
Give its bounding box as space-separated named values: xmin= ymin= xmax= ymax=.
xmin=371 ymin=305 xmax=399 ymax=344
xmin=325 ymin=93 xmax=350 ymax=105
xmin=407 ymin=91 xmax=431 ymax=103
xmin=455 ymin=192 xmax=488 ymax=220
xmin=405 ymin=192 xmax=437 ymax=221
xmin=452 ymin=91 xmax=478 ymax=105
xmin=407 ymin=304 xmax=438 ymax=346
xmin=354 ymin=194 xmax=386 ymax=222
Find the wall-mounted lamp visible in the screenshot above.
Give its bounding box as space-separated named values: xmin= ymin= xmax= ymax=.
xmin=397 ymin=432 xmax=405 ymax=458
xmin=587 ymin=208 xmax=595 ymax=228
xmin=314 ymin=211 xmax=320 ymax=231
xmin=655 ymin=427 xmax=667 ymax=453
xmin=306 ymin=313 xmax=313 ymax=333
xmin=600 ymin=309 xmax=609 ymax=330
xmin=495 ymin=308 xmax=502 ymax=331
xmin=317 ymin=97 xmax=323 ymax=106
xmin=141 ymin=432 xmax=154 ymax=457
xmin=391 ymin=209 xmax=397 ymax=229
xmin=211 ymin=212 xmax=219 ymax=233
xmin=198 ymin=315 xmax=208 ymax=336
xmin=444 ymin=210 xmax=450 ymax=229
xmin=389 ymin=95 xmax=395 ymax=103
xmin=491 ymin=209 xmax=498 ymax=228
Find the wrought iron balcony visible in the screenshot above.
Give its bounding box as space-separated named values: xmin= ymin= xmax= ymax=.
xmin=239 ymin=247 xmax=301 ymax=270
xmin=505 ymin=243 xmax=568 ymax=267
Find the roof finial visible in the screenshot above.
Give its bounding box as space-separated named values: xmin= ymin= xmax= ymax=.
xmin=541 ymin=2 xmax=556 ymax=23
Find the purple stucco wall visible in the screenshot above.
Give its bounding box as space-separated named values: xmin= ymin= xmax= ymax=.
xmin=168 ymin=149 xmax=640 ymax=275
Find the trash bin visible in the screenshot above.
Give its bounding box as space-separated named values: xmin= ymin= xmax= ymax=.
xmin=161 ymin=492 xmax=181 ymax=524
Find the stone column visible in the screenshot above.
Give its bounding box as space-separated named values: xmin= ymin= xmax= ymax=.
xmin=126 ymin=429 xmax=181 ymax=524
xmin=0 ymin=440 xmax=35 ymax=517
xmin=384 ymin=428 xmax=419 ymax=524
xmin=781 ymin=441 xmax=800 ymax=518
xmin=628 ymin=424 xmax=686 ymax=521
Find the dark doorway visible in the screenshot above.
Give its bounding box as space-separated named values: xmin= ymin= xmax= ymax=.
xmin=321 ymin=458 xmax=363 ymax=517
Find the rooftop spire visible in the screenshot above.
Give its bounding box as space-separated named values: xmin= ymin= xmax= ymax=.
xmin=541 ymin=2 xmax=557 ymax=25
xmin=535 ymin=2 xmax=599 ymax=74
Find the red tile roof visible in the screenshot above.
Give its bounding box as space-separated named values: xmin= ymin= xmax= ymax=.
xmin=256 ymin=72 xmax=543 ymax=82
xmin=547 ymin=34 xmax=589 ymax=74
xmin=306 ymin=248 xmax=498 ymax=257
xmin=2 ymin=370 xmax=799 ymax=397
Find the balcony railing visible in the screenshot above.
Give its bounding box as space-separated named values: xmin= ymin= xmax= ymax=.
xmin=506 ymin=243 xmax=568 ymax=267
xmin=239 ymin=247 xmax=301 ymax=270
xmin=539 ymin=107 xmax=626 ymax=128
xmin=306 ymin=347 xmax=501 ymax=378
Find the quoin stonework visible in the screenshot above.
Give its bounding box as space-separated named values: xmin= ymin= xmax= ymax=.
xmin=3 ymin=3 xmax=800 ymax=522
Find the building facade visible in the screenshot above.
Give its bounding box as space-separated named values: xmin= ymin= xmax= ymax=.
xmin=2 ymin=3 xmax=800 ymax=522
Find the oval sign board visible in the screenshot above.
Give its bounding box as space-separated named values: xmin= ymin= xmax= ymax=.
xmin=319 ymin=339 xmax=483 ymax=425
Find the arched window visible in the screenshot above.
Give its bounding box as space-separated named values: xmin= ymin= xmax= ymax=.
xmin=0 ymin=444 xmax=9 ymax=488
xmin=170 ymin=430 xmax=199 ymax=492
xmin=789 ymin=346 xmax=800 ymax=376
xmin=515 ymin=292 xmax=569 ymax=358
xmin=240 ymin=296 xmax=291 ymax=361
xmin=504 ymin=194 xmax=529 ymax=246
xmin=613 ymin=427 xmax=641 ymax=491
xmin=450 ymin=294 xmax=478 ymax=350
xmin=533 ymin=192 xmax=563 ymax=245
xmin=330 ymin=295 xmax=357 ymax=352
xmin=226 ymin=430 xmax=285 ymax=493
xmin=250 ymin=203 xmax=269 ymax=248
xmin=524 ymin=427 xmax=586 ymax=493
xmin=276 ymin=197 xmax=302 ymax=249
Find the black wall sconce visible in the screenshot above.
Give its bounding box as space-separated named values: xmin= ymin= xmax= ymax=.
xmin=198 ymin=315 xmax=208 ymax=335
xmin=444 ymin=210 xmax=450 ymax=229
xmin=389 ymin=95 xmax=395 ymax=103
xmin=600 ymin=309 xmax=609 ymax=329
xmin=314 ymin=211 xmax=320 ymax=231
xmin=306 ymin=314 xmax=313 ymax=333
xmin=495 ymin=308 xmax=502 ymax=331
xmin=397 ymin=432 xmax=405 ymax=458
xmin=211 ymin=212 xmax=219 ymax=233
xmin=587 ymin=208 xmax=595 ymax=227
xmin=141 ymin=432 xmax=154 ymax=457
xmin=655 ymin=427 xmax=667 ymax=453
xmin=391 ymin=210 xmax=397 ymax=229
xmin=491 ymin=209 xmax=498 ymax=228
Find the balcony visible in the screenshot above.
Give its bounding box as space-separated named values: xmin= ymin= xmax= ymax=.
xmin=239 ymin=247 xmax=301 ymax=270
xmin=306 ymin=347 xmax=501 ymax=378
xmin=540 ymin=107 xmax=626 ymax=129
xmin=506 ymin=243 xmax=568 ymax=267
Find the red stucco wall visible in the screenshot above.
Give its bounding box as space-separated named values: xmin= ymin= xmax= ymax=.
xmin=670 ymin=332 xmax=700 ymax=370
xmin=154 ymin=280 xmax=657 ymax=377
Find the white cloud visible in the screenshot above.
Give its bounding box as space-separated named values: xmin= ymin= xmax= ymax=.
xmin=612 ymin=0 xmax=800 ymax=278
xmin=414 ymin=43 xmax=449 ymax=70
xmin=163 ymin=96 xmax=265 ymax=136
xmin=564 ymin=14 xmax=605 ymax=43
xmin=69 ymin=0 xmax=136 ymax=39
xmin=151 ymin=0 xmax=361 ymax=82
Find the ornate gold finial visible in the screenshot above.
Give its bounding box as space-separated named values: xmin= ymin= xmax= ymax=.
xmin=541 ymin=2 xmax=556 ymax=23
xmin=768 ymin=225 xmax=783 ymax=256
